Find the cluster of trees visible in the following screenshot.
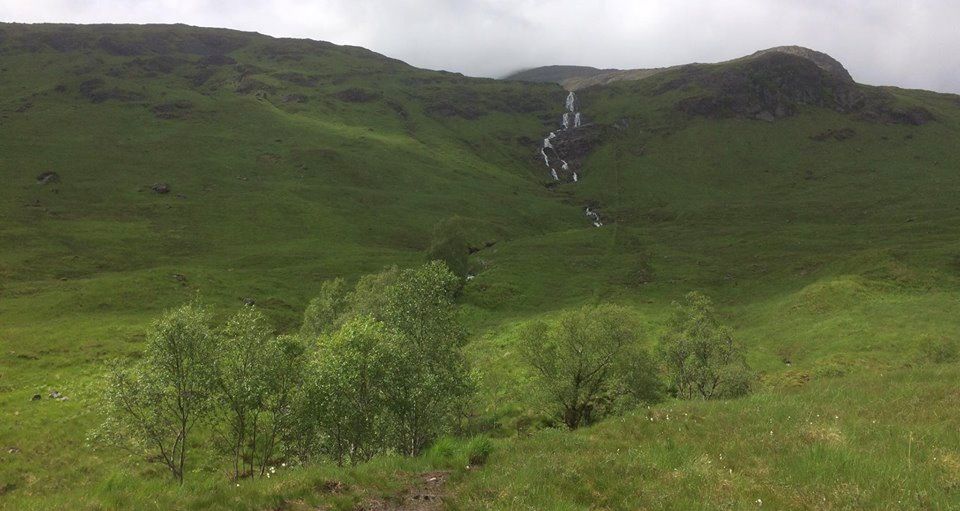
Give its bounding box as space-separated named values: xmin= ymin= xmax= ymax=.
xmin=520 ymin=292 xmax=751 ymax=429
xmin=99 ymin=250 xmax=750 ymax=482
xmin=99 ymin=261 xmax=470 ymax=482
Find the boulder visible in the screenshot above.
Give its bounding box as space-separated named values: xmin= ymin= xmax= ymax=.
xmin=36 ymin=171 xmax=60 ymax=185
xmin=151 ymin=183 xmax=171 ymax=194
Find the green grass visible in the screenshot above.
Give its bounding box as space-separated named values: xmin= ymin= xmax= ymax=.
xmin=3 ymin=23 xmax=960 ymax=509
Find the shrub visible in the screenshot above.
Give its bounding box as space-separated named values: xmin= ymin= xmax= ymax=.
xmin=308 ymin=316 xmax=402 ymax=465
xmin=464 ymin=436 xmax=494 ymax=466
xmin=101 ymin=303 xmax=217 ymax=483
xmin=301 ymin=261 xmax=473 ymax=459
xmin=215 ymin=307 xmax=305 ymax=478
xmin=658 ymin=292 xmax=752 ymax=400
xmin=300 ymin=278 xmax=348 ymax=339
xmin=519 ymin=304 xmax=660 ymax=429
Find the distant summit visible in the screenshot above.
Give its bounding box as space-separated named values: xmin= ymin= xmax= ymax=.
xmin=504 ymin=46 xmax=854 ymax=90
xmin=504 ymin=65 xmax=619 ymax=85
xmin=745 ymin=46 xmax=853 ymax=82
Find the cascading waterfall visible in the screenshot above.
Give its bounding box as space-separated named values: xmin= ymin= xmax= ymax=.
xmin=538 ymin=90 xmax=602 ymax=227
xmin=585 ymin=207 xmax=603 ymax=227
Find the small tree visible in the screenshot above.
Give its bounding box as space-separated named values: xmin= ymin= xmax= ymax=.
xmin=381 ymin=261 xmax=472 ymax=454
xmin=519 ymin=304 xmax=659 ymax=429
xmin=658 ymin=292 xmax=751 ymax=400
xmin=301 ymin=278 xmax=348 ymax=339
xmin=214 ymin=307 xmax=305 ymax=478
xmin=308 ymin=316 xmax=401 ymax=464
xmin=102 ymin=303 xmax=216 ymax=483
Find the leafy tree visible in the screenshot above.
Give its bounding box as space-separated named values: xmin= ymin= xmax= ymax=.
xmin=381 ymin=261 xmax=472 ymax=454
xmin=301 ymin=278 xmax=348 ymax=339
xmin=300 ymin=261 xmax=472 ymax=458
xmin=658 ymin=292 xmax=752 ymax=399
xmin=101 ymin=303 xmax=216 ymax=483
xmin=308 ymin=316 xmax=401 ymax=464
xmin=519 ymin=304 xmax=659 ymax=429
xmin=347 ymin=265 xmax=400 ymax=319
xmin=214 ymin=307 xmax=305 ymax=478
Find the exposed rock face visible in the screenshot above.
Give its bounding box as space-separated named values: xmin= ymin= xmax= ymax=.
xmin=669 ymin=52 xmax=934 ymax=125
xmin=748 ymin=46 xmax=854 ymax=82
xmin=543 ymin=124 xmax=605 ymax=176
xmin=675 ymin=52 xmax=865 ymax=121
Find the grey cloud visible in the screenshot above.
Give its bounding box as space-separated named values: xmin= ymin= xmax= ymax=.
xmin=1 ymin=0 xmax=958 ymax=92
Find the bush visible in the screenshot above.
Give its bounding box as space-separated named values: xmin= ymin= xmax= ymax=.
xmin=464 ymin=436 xmax=494 ymax=466
xmin=215 ymin=307 xmax=305 ymax=478
xmin=308 ymin=316 xmax=403 ymax=464
xmin=300 ymin=278 xmax=348 ymax=339
xmin=519 ymin=304 xmax=660 ymax=429
xmin=424 ymin=435 xmax=493 ymax=467
xmin=101 ymin=303 xmax=217 ymax=483
xmin=658 ymin=292 xmax=752 ymax=400
xmin=301 ymin=261 xmax=473 ymax=459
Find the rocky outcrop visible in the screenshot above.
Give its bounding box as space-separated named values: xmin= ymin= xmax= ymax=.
xmin=669 ymin=52 xmax=934 ymax=125
xmin=541 ymin=124 xmax=605 ymax=180
xmin=747 ymin=46 xmax=854 ymax=82
xmin=674 ymin=52 xmax=865 ymax=121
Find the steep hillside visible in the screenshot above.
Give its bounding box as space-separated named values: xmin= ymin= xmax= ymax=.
xmin=4 ymin=24 xmax=960 ymax=510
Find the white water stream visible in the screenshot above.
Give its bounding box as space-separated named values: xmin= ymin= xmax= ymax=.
xmin=539 ymin=91 xmax=602 ymax=227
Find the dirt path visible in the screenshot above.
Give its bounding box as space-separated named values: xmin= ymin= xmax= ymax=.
xmin=358 ymin=471 xmax=451 ymax=511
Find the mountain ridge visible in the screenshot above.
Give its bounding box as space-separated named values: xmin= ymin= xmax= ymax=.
xmin=505 ymin=45 xmax=856 ymax=90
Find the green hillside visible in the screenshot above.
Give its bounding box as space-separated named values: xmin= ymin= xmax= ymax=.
xmin=3 ymin=24 xmax=960 ymax=510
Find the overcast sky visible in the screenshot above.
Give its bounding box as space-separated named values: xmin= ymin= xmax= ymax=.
xmin=2 ymin=0 xmax=959 ymax=93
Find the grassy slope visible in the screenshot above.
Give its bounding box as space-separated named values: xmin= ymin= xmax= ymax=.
xmin=3 ymin=24 xmax=960 ymax=509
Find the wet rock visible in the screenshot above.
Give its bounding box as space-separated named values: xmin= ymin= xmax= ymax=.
xmin=242 ymin=297 xmax=256 ymax=306
xmin=36 ymin=171 xmax=60 ymax=185
xmin=31 ymin=394 xmax=41 ymax=401
xmin=549 ymin=124 xmax=605 ymax=163
xmin=151 ymin=183 xmax=171 ymax=194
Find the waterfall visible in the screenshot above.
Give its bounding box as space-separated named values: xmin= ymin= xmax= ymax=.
xmin=538 ymin=90 xmax=602 ymax=227
xmin=585 ymin=207 xmax=603 ymax=227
